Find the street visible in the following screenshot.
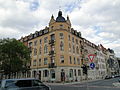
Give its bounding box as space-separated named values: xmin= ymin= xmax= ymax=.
xmin=48 ymin=77 xmax=120 ymax=90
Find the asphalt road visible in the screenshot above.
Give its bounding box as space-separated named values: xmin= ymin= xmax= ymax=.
xmin=49 ymin=77 xmax=120 ymax=90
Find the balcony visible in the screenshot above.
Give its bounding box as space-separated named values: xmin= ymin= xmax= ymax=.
xmin=49 ymin=40 xmax=55 ymax=45
xmin=49 ymin=50 xmax=55 ymax=55
xmin=48 ymin=63 xmax=56 ymax=68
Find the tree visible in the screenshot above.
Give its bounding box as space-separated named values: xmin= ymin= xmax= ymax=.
xmin=0 ymin=38 xmax=30 ymax=78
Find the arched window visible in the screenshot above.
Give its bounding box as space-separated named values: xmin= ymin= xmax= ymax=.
xmin=43 ymin=70 xmax=49 ymax=77
xmin=33 ymin=71 xmax=36 ymax=78
xmin=69 ymin=43 xmax=71 ymax=52
xmin=76 ymin=46 xmax=79 ymax=54
xmin=78 ymin=69 xmax=81 ymax=76
xmin=60 ymin=41 xmax=64 ymax=51
xmin=34 ymin=48 xmax=37 ymax=56
xmin=39 ymin=46 xmax=42 ymax=55
xmin=69 ymin=69 xmax=73 ymax=78
xmin=73 ymin=45 xmax=75 ymax=53
xmin=44 ymin=45 xmax=48 ymax=53
xmin=51 ymin=69 xmax=55 ymax=79
xmin=77 ymin=58 xmax=80 ymax=65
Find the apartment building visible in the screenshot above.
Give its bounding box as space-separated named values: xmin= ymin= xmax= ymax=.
xmin=106 ymin=48 xmax=119 ymax=76
xmin=96 ymin=44 xmax=107 ymax=79
xmin=26 ymin=11 xmax=84 ymax=82
xmin=82 ymin=38 xmax=99 ymax=80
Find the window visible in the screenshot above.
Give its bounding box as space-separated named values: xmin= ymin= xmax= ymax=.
xmin=51 ymin=46 xmax=55 ymax=51
xmin=34 ymin=48 xmax=37 ymax=56
xmin=69 ymin=69 xmax=73 ymax=78
xmin=28 ymin=42 xmax=32 ymax=47
xmin=60 ymin=55 xmax=64 ymax=63
xmin=76 ymin=39 xmax=78 ymax=44
xmin=74 ymin=69 xmax=76 ymax=76
xmin=69 ymin=56 xmax=72 ymax=64
xmin=72 ymin=37 xmax=74 ymax=43
xmin=44 ymin=45 xmax=48 ymax=53
xmin=74 ymin=57 xmax=76 ymax=64
xmin=80 ymin=40 xmax=82 ymax=44
xmin=44 ymin=37 xmax=48 ymax=43
xmin=34 ymin=40 xmax=37 ymax=46
xmin=69 ymin=43 xmax=71 ymax=52
xmin=77 ymin=58 xmax=80 ymax=65
xmin=44 ymin=58 xmax=48 ymax=65
xmin=39 ymin=39 xmax=42 ymax=44
xmin=39 ymin=59 xmax=41 ymax=66
xmin=33 ymin=60 xmax=36 ymax=66
xmin=73 ymin=45 xmax=75 ymax=53
xmin=60 ymin=33 xmax=64 ymax=39
xmin=68 ymin=35 xmax=70 ymax=41
xmin=5 ymin=80 xmax=32 ymax=88
xmin=60 ymin=41 xmax=64 ymax=51
xmin=51 ymin=70 xmax=55 ymax=79
xmin=78 ymin=69 xmax=81 ymax=76
xmin=76 ymin=46 xmax=79 ymax=54
xmin=39 ymin=46 xmax=42 ymax=55
xmin=51 ymin=34 xmax=55 ymax=41
xmin=43 ymin=70 xmax=49 ymax=77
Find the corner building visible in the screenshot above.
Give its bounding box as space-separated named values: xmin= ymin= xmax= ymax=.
xmin=28 ymin=11 xmax=84 ymax=82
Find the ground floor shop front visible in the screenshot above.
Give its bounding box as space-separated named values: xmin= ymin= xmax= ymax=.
xmin=31 ymin=66 xmax=83 ymax=82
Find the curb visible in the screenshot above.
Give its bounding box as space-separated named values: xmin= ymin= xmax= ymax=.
xmin=44 ymin=79 xmax=102 ymax=85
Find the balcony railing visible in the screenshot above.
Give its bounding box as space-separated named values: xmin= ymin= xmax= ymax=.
xmin=49 ymin=50 xmax=55 ymax=55
xmin=49 ymin=40 xmax=55 ymax=45
xmin=48 ymin=63 xmax=56 ymax=68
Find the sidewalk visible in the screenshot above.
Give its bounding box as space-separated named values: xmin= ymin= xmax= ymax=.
xmin=44 ymin=79 xmax=102 ymax=85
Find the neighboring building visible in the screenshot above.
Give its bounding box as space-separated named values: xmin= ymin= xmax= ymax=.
xmin=106 ymin=48 xmax=119 ymax=76
xmin=116 ymin=57 xmax=120 ymax=75
xmin=19 ymin=36 xmax=29 ymax=46
xmin=96 ymin=44 xmax=107 ymax=79
xmin=82 ymin=38 xmax=99 ymax=80
xmin=28 ymin=11 xmax=83 ymax=82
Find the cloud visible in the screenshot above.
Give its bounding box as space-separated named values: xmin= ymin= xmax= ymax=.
xmin=0 ymin=0 xmax=120 ymax=57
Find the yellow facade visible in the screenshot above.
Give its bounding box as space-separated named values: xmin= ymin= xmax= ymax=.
xmin=27 ymin=11 xmax=84 ymax=82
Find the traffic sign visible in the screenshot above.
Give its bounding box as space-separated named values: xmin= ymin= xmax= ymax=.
xmin=90 ymin=63 xmax=95 ymax=69
xmin=88 ymin=54 xmax=96 ymax=62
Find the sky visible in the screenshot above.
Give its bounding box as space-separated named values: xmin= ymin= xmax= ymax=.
xmin=0 ymin=0 xmax=120 ymax=57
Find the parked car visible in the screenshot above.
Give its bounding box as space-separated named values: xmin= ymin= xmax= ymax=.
xmin=0 ymin=78 xmax=50 ymax=90
xmin=118 ymin=78 xmax=120 ymax=83
xmin=0 ymin=80 xmax=1 ymax=87
xmin=112 ymin=75 xmax=115 ymax=78
xmin=104 ymin=76 xmax=112 ymax=79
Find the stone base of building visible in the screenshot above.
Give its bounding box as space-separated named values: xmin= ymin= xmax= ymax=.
xmin=31 ymin=66 xmax=83 ymax=82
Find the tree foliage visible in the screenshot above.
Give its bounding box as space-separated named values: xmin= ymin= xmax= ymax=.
xmin=0 ymin=38 xmax=30 ymax=76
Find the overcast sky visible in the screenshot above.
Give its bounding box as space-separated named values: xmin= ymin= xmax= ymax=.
xmin=0 ymin=0 xmax=120 ymax=57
